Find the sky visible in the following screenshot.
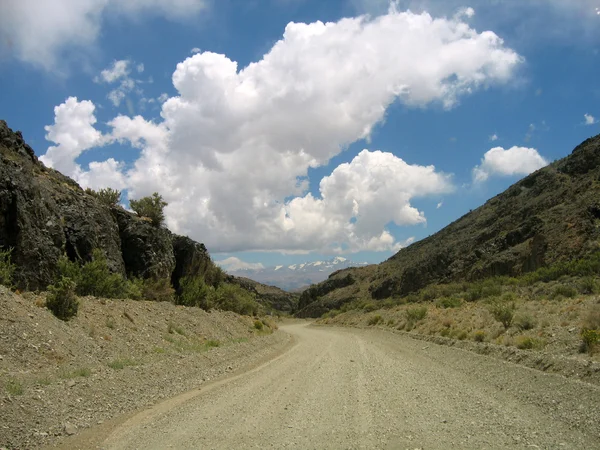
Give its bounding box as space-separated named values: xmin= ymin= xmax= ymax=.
xmin=0 ymin=0 xmax=599 ymax=271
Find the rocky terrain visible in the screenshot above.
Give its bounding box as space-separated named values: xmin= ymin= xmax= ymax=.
xmin=0 ymin=286 xmax=291 ymax=449
xmin=297 ymin=133 xmax=600 ymax=317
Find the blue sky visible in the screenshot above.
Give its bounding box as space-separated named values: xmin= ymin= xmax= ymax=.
xmin=1 ymin=0 xmax=599 ymax=270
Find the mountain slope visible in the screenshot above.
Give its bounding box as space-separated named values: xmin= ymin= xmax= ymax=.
xmin=296 ymin=134 xmax=600 ymax=317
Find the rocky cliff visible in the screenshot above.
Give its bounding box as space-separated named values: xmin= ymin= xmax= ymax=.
xmin=0 ymin=120 xmax=286 ymax=311
xmin=296 ymin=134 xmax=600 ymax=317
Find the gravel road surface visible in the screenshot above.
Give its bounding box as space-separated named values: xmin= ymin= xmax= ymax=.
xmin=102 ymin=323 xmax=600 ymax=449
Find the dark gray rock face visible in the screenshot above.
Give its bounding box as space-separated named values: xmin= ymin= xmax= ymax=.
xmin=171 ymin=235 xmax=210 ymax=293
xmin=0 ymin=120 xmax=125 ymax=289
xmin=111 ymin=207 xmax=175 ymax=280
xmin=0 ymin=121 xmax=168 ymax=289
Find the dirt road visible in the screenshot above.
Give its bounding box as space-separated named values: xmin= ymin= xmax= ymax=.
xmin=102 ymin=323 xmax=600 ymax=449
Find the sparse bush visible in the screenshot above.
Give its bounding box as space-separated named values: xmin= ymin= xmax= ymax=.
xmin=56 ymin=252 xmax=140 ymax=300
xmin=550 ymin=285 xmax=577 ymax=299
xmin=108 ymin=358 xmax=136 ymax=370
xmin=77 ymin=250 xmax=130 ymax=298
xmin=322 ymin=309 xmax=340 ymax=319
xmin=457 ymin=330 xmax=468 ymax=340
xmin=580 ymin=329 xmax=599 ymax=354
xmin=130 ymin=192 xmax=167 ymax=227
xmin=254 ymin=319 xmax=263 ymax=330
xmin=406 ymin=306 xmax=428 ymax=322
xmin=88 ymin=187 xmax=121 ymax=207
xmin=387 ymin=319 xmax=395 ymax=326
xmin=579 ymin=277 xmax=599 ymax=295
xmin=212 ymin=283 xmax=262 ymax=315
xmin=60 ymin=367 xmax=91 ymax=379
xmin=473 ymin=330 xmax=486 ymax=342
xmin=5 ymin=378 xmax=23 ymax=395
xmin=46 ymin=277 xmax=79 ymax=320
xmin=368 ymin=315 xmax=383 ymax=326
xmin=0 ymin=248 xmax=15 ymax=288
xmin=362 ymin=302 xmax=379 ymax=312
xmin=490 ymin=302 xmax=515 ymax=329
xmin=205 ymin=339 xmax=220 ymax=348
xmin=142 ymin=277 xmax=175 ymax=303
xmin=515 ymin=336 xmax=545 ymax=350
xmin=437 ymin=296 xmax=462 ymax=309
xmin=178 ymin=275 xmax=212 ymax=309
xmin=514 ymin=314 xmax=536 ymax=331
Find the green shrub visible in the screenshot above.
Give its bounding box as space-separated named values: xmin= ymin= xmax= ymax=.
xmin=464 ymin=285 xmax=483 ymax=302
xmin=178 ymin=275 xmax=212 ymax=309
xmin=205 ymin=339 xmax=220 ymax=348
xmin=579 ymin=277 xmax=599 ymax=295
xmin=5 ymin=378 xmax=23 ymax=395
xmin=580 ymin=329 xmax=600 ymax=354
xmin=406 ymin=306 xmax=427 ymax=322
xmin=108 ymin=358 xmax=136 ymax=370
xmin=550 ymin=285 xmax=577 ymax=299
xmin=46 ymin=277 xmax=79 ymax=321
xmin=473 ymin=330 xmax=486 ymax=342
xmin=490 ymin=302 xmax=515 ymax=329
xmin=437 ymin=296 xmax=462 ymax=309
xmin=515 ymin=336 xmax=545 ymax=350
xmin=56 ymin=252 xmax=139 ymax=300
xmin=0 ymin=248 xmax=15 ymax=288
xmin=77 ymin=250 xmax=130 ymax=298
xmin=367 ymin=315 xmax=383 ymax=326
xmin=87 ymin=187 xmax=121 ymax=207
xmin=254 ymin=320 xmax=263 ymax=330
xmin=457 ymin=330 xmax=468 ymax=340
xmin=514 ymin=314 xmax=536 ymax=331
xmin=130 ymin=192 xmax=167 ymax=227
xmin=212 ymin=283 xmax=262 ymax=315
xmin=362 ymin=302 xmax=379 ymax=312
xmin=142 ymin=277 xmax=175 ymax=302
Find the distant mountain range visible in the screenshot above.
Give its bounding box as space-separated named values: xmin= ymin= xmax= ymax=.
xmin=225 ymin=257 xmax=369 ymax=291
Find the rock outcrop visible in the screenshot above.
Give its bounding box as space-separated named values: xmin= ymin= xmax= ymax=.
xmin=0 ymin=120 xmax=209 ymax=295
xmin=296 ymin=133 xmax=600 ymax=317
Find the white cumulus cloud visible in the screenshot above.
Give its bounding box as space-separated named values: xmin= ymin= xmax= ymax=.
xmin=0 ymin=0 xmax=208 ymax=70
xmin=40 ymin=97 xmax=105 ymax=178
xmin=216 ymin=257 xmax=265 ymax=272
xmin=42 ymin=8 xmax=522 ymax=253
xmin=584 ymin=113 xmax=597 ymax=125
xmin=473 ymin=146 xmax=548 ymax=182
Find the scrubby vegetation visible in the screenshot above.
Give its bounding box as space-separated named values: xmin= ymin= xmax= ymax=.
xmin=130 ymin=192 xmax=168 ymax=227
xmin=317 ymin=252 xmax=600 ymax=357
xmin=46 ymin=276 xmax=79 ymax=321
xmin=86 ymin=187 xmax=121 ymax=207
xmin=0 ymin=248 xmax=15 ymax=288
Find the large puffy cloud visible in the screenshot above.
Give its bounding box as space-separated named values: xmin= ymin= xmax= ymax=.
xmin=0 ymin=0 xmax=207 ymax=70
xmin=472 ymin=146 xmax=548 ymax=182
xmin=282 ymin=150 xmax=453 ymax=252
xmin=42 ymin=8 xmax=522 ymax=253
xmin=40 ymin=97 xmax=105 ymax=177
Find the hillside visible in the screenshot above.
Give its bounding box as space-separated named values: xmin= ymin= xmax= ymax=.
xmin=297 ymin=134 xmax=600 ymax=317
xmin=225 ymin=257 xmax=369 ymax=291
xmin=227 ymin=276 xmax=298 ymax=312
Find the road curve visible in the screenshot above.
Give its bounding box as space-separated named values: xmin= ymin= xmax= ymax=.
xmin=103 ymin=323 xmax=600 ymax=449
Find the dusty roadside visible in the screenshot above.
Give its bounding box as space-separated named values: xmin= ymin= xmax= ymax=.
xmin=0 ymin=286 xmax=291 ymax=449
